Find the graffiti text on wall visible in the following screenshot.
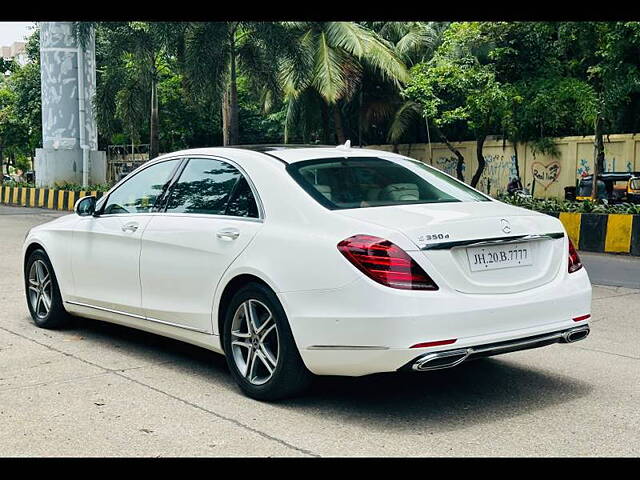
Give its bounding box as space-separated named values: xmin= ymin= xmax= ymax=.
xmin=477 ymin=154 xmax=518 ymax=193
xmin=434 ymin=156 xmax=464 ymax=178
xmin=576 ymin=157 xmax=633 ymax=177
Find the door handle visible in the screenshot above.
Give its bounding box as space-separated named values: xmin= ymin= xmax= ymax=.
xmin=216 ymin=228 xmax=240 ymax=241
xmin=121 ymin=222 xmax=139 ymax=233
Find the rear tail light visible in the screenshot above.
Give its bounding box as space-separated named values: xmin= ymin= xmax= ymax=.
xmin=568 ymin=238 xmax=582 ymax=273
xmin=337 ymin=234 xmax=438 ymax=290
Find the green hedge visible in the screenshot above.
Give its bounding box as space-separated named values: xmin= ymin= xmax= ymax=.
xmin=497 ymin=194 xmax=640 ymax=214
xmin=1 ymin=181 xmax=113 ymax=192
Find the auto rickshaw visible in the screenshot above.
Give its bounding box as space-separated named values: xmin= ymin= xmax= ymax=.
xmin=628 ymin=176 xmax=640 ymax=203
xmin=575 ymin=172 xmax=640 ymax=203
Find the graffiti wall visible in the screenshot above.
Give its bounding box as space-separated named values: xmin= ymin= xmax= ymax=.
xmin=372 ymin=134 xmax=640 ymax=199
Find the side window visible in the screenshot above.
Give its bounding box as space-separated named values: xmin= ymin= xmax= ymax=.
xmin=103 ymin=159 xmax=180 ymax=215
xmin=225 ymin=177 xmax=259 ymax=218
xmin=165 ymin=158 xmax=245 ymax=215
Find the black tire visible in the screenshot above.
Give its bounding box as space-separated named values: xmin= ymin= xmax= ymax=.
xmin=24 ymin=249 xmax=70 ymax=329
xmin=222 ymin=282 xmax=312 ymax=401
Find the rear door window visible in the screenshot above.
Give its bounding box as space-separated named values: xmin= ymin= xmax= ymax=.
xmin=164 ymin=158 xmax=258 ymax=217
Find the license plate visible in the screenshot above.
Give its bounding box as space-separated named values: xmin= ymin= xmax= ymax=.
xmin=466 ymin=242 xmax=532 ymax=272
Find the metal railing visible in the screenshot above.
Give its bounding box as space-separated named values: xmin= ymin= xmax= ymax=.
xmin=106 ymin=144 xmax=150 ymax=183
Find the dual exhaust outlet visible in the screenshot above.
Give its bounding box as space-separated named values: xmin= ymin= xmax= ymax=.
xmin=411 ymin=325 xmax=590 ymax=372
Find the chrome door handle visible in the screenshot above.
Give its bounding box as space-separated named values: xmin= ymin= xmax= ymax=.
xmin=216 ymin=228 xmax=240 ymax=241
xmin=121 ymin=222 xmax=139 ymax=233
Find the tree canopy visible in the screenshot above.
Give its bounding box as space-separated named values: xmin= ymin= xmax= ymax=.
xmin=4 ymin=21 xmax=640 ymax=185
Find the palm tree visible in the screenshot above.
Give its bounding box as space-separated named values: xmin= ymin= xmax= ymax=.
xmin=80 ymin=22 xmax=177 ymax=158
xmin=180 ymin=22 xmax=295 ymax=146
xmin=280 ymin=22 xmax=409 ymax=144
xmin=366 ymin=22 xmax=447 ymax=149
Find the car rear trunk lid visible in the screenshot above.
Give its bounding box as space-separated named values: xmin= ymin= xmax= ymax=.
xmin=336 ymin=201 xmax=565 ymax=294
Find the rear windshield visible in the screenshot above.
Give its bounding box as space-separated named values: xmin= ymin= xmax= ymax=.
xmin=286 ymin=156 xmax=489 ymax=210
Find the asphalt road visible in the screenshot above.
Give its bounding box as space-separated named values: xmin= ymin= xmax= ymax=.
xmin=1 ymin=205 xmax=639 ymax=457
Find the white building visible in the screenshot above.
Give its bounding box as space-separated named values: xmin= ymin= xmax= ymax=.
xmin=1 ymin=41 xmax=28 ymax=66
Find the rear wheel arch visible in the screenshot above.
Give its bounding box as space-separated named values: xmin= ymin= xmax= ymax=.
xmin=217 ymin=274 xmax=277 ymax=340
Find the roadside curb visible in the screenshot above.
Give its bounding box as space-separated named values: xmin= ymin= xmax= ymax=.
xmin=545 ymin=211 xmax=640 ymax=256
xmin=0 ymin=186 xmax=105 ymax=212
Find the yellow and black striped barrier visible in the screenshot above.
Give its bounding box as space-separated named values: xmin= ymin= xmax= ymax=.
xmin=0 ymin=186 xmax=105 ymax=212
xmin=3 ymin=186 xmax=639 ymax=256
xmin=548 ymin=211 xmax=640 ymax=256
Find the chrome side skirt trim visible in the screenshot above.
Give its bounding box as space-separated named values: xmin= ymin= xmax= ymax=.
xmin=421 ymin=232 xmax=564 ymax=250
xmin=64 ymin=300 xmax=210 ymax=334
xmin=307 ymin=345 xmax=389 ymax=351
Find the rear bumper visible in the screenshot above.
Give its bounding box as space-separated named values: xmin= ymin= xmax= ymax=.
xmin=280 ymin=267 xmax=592 ymax=376
xmin=402 ymin=324 xmax=590 ymax=372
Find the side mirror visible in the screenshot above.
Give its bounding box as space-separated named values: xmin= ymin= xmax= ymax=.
xmin=74 ymin=195 xmax=96 ymax=217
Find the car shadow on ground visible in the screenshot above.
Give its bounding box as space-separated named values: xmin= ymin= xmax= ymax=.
xmin=66 ymin=316 xmax=593 ymax=433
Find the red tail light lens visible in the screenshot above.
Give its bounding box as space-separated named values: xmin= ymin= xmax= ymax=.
xmin=337 ymin=235 xmax=438 ymax=290
xmin=568 ymin=238 xmax=582 ymax=273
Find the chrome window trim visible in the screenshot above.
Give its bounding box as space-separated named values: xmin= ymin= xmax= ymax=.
xmin=97 ymin=153 xmax=266 ymax=221
xmin=65 ymin=300 xmax=211 ymax=334
xmin=98 ymin=156 xmax=184 ymax=216
xmin=94 ymin=211 xmax=264 ymax=224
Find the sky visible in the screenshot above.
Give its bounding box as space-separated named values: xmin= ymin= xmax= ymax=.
xmin=0 ymin=22 xmax=36 ymax=47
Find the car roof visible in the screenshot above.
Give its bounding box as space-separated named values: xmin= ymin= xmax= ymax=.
xmin=153 ymin=145 xmax=403 ymax=165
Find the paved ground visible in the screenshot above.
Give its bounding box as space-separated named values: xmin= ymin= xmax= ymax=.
xmin=1 ymin=205 xmax=639 ymax=457
xmin=580 ymin=252 xmax=640 ymax=289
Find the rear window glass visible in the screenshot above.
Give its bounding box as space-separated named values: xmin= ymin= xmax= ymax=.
xmin=286 ymin=157 xmax=489 ymax=210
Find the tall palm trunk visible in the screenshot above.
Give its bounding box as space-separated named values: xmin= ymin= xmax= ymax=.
xmin=321 ymin=102 xmax=330 ymax=144
xmin=222 ymin=37 xmax=240 ymax=146
xmin=149 ymin=76 xmax=159 ymax=159
xmin=333 ymin=104 xmax=346 ymax=144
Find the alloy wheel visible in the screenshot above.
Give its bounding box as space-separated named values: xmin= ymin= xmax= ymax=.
xmin=230 ymin=299 xmax=279 ymax=385
xmin=28 ymin=260 xmax=52 ymax=319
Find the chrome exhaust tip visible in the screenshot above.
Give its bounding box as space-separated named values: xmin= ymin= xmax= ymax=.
xmin=561 ymin=326 xmax=590 ymax=343
xmin=412 ymin=348 xmax=471 ymax=371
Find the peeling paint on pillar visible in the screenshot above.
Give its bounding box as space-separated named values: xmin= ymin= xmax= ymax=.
xmin=35 ymin=22 xmax=105 ymax=187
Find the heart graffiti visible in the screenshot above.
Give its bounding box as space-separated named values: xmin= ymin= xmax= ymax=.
xmin=531 ymin=161 xmax=561 ymax=190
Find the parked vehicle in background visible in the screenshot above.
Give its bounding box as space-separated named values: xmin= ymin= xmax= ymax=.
xmin=627 ymin=176 xmax=640 ymax=203
xmin=576 ymin=172 xmax=640 ymax=203
xmin=22 ymin=144 xmax=592 ymax=400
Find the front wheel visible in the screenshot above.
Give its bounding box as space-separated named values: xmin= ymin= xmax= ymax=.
xmin=24 ymin=249 xmax=70 ymax=329
xmin=222 ymin=282 xmax=312 ymax=401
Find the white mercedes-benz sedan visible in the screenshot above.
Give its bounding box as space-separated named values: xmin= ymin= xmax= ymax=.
xmin=23 ymin=145 xmax=592 ymax=400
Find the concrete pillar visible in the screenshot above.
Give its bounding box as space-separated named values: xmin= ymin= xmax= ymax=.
xmin=35 ymin=22 xmax=106 ymax=187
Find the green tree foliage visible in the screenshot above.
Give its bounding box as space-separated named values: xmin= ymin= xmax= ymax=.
xmin=404 ymin=23 xmax=513 ymax=186
xmin=6 ymin=20 xmax=640 ymax=188
xmin=280 ymin=22 xmax=409 ymax=144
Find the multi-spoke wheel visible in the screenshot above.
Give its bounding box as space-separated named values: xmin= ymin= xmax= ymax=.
xmin=223 ymin=282 xmax=312 ymax=401
xmin=24 ymin=249 xmax=69 ymax=329
xmin=28 ymin=259 xmax=53 ymax=320
xmin=230 ymin=299 xmax=279 ymax=385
